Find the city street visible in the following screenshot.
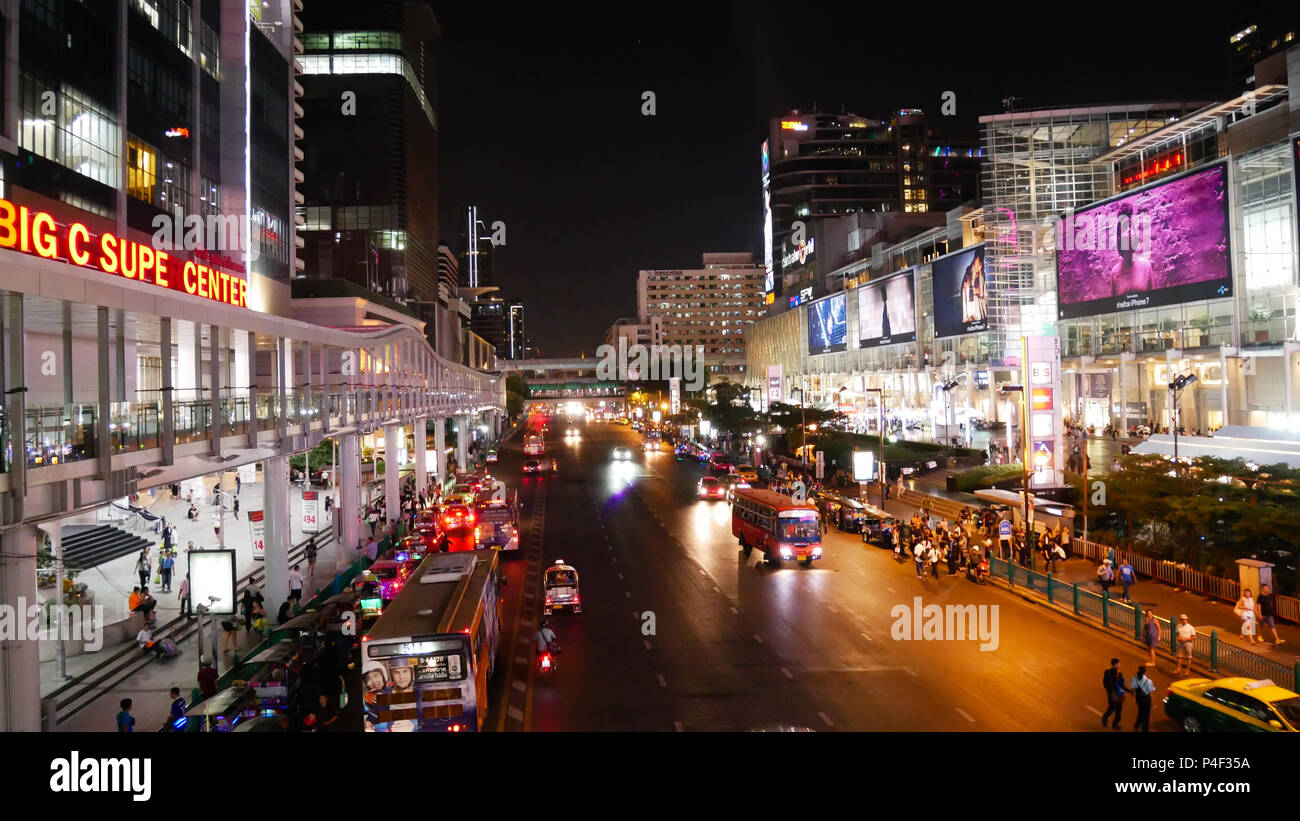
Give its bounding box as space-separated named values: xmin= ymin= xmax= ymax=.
xmin=486 ymin=419 xmax=1183 ymax=732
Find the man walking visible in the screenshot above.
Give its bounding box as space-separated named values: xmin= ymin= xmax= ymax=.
xmin=1097 ymin=559 xmax=1115 ymax=595
xmin=1100 ymin=658 xmax=1125 ymax=729
xmin=166 ymin=687 xmax=186 ymax=730
xmin=1258 ymin=584 xmax=1286 ymax=645
xmin=159 ymin=550 xmax=174 ymax=593
xmin=1118 ymin=559 xmax=1136 ymax=602
xmin=288 ymin=564 xmax=305 ymax=603
xmin=1175 ymin=614 xmax=1195 ymax=675
xmin=116 ymin=698 xmax=135 ymax=733
xmin=178 ymin=573 xmax=192 ymax=620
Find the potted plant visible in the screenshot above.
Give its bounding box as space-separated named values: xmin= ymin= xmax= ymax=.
xmin=1247 ymin=305 xmax=1271 ymax=343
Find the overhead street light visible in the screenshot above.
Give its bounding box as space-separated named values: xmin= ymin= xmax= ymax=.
xmin=1168 ymin=371 xmax=1198 ymax=471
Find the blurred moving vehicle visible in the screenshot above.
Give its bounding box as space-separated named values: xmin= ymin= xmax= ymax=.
xmin=523 ymin=459 xmax=542 ymax=474
xmin=543 ymin=560 xmax=581 ymax=614
xmin=731 ymin=488 xmax=822 ymax=567
xmin=1163 ymin=677 xmax=1300 ymax=732
xmin=611 ymin=446 xmax=633 ymax=461
xmin=485 ymin=449 xmax=499 ymax=463
xmin=697 ymin=476 xmax=726 ymax=499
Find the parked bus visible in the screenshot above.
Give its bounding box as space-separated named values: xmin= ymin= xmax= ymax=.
xmin=523 ymin=433 xmax=545 ymax=456
xmin=731 ymin=488 xmax=822 ymax=566
xmin=361 ymin=549 xmax=503 ymax=732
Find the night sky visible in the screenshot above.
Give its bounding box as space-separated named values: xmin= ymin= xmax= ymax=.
xmin=434 ymin=2 xmax=1231 ymax=358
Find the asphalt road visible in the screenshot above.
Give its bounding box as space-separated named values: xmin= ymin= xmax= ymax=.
xmin=488 ymin=417 xmax=1184 ymax=732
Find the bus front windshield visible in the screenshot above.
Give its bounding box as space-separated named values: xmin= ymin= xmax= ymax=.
xmin=778 ymin=513 xmax=820 ymax=543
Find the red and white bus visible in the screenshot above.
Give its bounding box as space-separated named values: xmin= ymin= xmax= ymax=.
xmin=731 ymin=488 xmax=822 ymax=566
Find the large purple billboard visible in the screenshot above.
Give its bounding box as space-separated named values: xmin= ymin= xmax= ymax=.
xmin=1055 ymin=162 xmax=1231 ymax=319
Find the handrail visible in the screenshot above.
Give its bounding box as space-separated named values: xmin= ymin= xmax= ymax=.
xmin=47 ymin=529 xmax=335 ymax=725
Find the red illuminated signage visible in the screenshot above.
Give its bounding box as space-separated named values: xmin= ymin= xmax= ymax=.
xmin=0 ymin=198 xmax=248 ymax=308
xmin=1030 ymin=387 xmax=1054 ymax=411
xmin=1121 ymin=149 xmax=1184 ymax=186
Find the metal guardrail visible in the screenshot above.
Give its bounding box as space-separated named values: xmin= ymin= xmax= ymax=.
xmin=44 ymin=530 xmax=336 ymax=728
xmin=989 ymin=556 xmax=1299 ymax=691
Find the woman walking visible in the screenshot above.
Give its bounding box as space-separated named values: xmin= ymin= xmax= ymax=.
xmin=1130 ymin=665 xmax=1155 ymax=732
xmin=1235 ymin=589 xmax=1262 ymax=644
xmin=1143 ymin=610 xmax=1161 ymax=667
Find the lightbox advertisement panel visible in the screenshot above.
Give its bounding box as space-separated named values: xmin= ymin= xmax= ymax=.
xmin=857 ymin=268 xmax=917 ymax=347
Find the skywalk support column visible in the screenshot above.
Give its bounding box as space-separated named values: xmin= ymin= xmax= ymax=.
xmin=456 ymin=415 xmax=470 ymax=473
xmin=339 ymin=431 xmax=361 ymax=569
xmin=0 ymin=525 xmax=39 ymax=731
xmin=434 ymin=418 xmax=447 ymax=491
xmin=414 ymin=418 xmax=428 ymax=498
xmin=262 ymin=456 xmax=291 ymax=617
xmin=384 ymin=423 xmax=402 ymax=528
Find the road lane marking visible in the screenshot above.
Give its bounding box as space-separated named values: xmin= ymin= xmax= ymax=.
xmin=508 ymin=707 xmax=523 ymax=721
xmin=902 ymin=665 xmax=918 ymax=677
xmin=517 ymin=636 xmax=530 ymax=644
xmin=782 ymin=667 xmax=794 ymax=680
xmin=818 ymin=712 xmax=834 ymax=728
xmin=515 ymin=656 xmax=528 ymax=664
xmin=1084 ymin=705 xmax=1103 ymax=717
xmin=860 ymin=631 xmax=873 ymax=641
xmin=673 ymin=721 xmax=684 ymax=732
xmin=513 ymin=680 xmax=526 ymax=692
xmin=730 ymin=606 xmax=738 ymax=614
xmin=955 ymin=708 xmax=975 ymax=723
xmin=886 ymin=587 xmax=896 ymax=593
xmin=617 ymin=573 xmax=624 ymax=580
xmin=657 ymin=674 xmax=667 ymax=688
xmin=753 ymin=634 xmax=764 ymax=644
xmin=625 ymin=591 xmax=631 ymax=599
xmin=643 ymin=639 xmax=652 ymax=650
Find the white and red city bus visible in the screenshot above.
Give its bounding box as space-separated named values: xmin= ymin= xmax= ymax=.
xmin=731 ymin=488 xmax=822 ymax=566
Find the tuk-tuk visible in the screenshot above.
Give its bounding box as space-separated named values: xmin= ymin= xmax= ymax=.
xmin=860 ymin=504 xmax=899 ymax=546
xmin=178 ymin=685 xmax=260 ymax=732
xmin=833 ymin=495 xmax=869 ymax=533
xmin=353 ymin=571 xmax=384 ymax=625
xmin=231 ymin=639 xmax=309 ymax=712
xmin=543 ymin=560 xmax=581 ymax=614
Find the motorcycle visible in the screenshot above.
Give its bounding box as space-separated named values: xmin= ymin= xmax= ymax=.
xmin=537 ymin=643 xmax=560 ymax=676
xmin=966 ymin=558 xmax=990 ymax=585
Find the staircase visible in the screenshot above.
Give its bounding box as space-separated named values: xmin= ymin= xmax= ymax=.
xmin=62 ymin=525 xmax=155 ymax=571
xmin=898 ymin=488 xmax=971 ymax=522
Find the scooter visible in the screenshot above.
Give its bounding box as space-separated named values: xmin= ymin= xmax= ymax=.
xmin=966 ymin=558 xmax=990 ymax=585
xmin=537 ymin=643 xmax=561 ymax=676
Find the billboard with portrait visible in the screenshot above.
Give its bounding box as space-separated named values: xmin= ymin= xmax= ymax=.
xmin=931 ymin=244 xmax=988 ymax=338
xmin=857 ymin=269 xmax=917 ymax=347
xmin=363 ymin=638 xmax=470 ymax=732
xmin=806 ymin=293 xmax=847 ymax=354
xmin=1056 ymin=162 xmax=1231 ymax=319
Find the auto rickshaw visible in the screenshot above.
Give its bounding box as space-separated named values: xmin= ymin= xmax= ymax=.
xmin=543 ymin=560 xmax=580 ymax=614
xmin=353 ymin=571 xmax=384 ymax=625
xmin=230 ymin=639 xmax=309 ymax=712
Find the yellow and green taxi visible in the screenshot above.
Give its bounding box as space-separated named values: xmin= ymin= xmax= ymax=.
xmin=734 ymin=465 xmax=760 ymax=484
xmin=1163 ymin=676 xmax=1300 ymax=732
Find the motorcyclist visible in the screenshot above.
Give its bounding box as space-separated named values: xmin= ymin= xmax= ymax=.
xmin=534 ymin=619 xmax=557 ymax=656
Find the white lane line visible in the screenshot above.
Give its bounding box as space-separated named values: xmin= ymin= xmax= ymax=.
xmin=753 ymin=634 xmax=764 ymax=644
xmin=643 ymin=639 xmax=652 ymax=650
xmin=782 ymin=667 xmax=794 ymax=680
xmin=515 ymin=656 xmax=528 ymax=664
xmin=827 ymin=605 xmax=838 ymax=614
xmin=512 ymin=680 xmax=526 ymax=692
xmin=1019 ymin=664 xmax=1033 ymax=675
xmin=617 ymin=572 xmax=624 ymax=580
xmin=508 ymin=706 xmax=524 ymax=721
xmin=657 ymin=674 xmax=667 ymax=688
xmin=860 ymin=631 xmax=873 ymax=642
xmin=730 ymin=606 xmax=739 ymax=614
xmin=1084 ymin=705 xmax=1103 ymax=717
xmin=517 ymin=636 xmax=530 ymax=645
xmin=902 ymin=665 xmax=918 ymax=677
xmin=955 ymin=708 xmax=976 ymax=723
xmin=673 ymin=721 xmax=685 ymax=733
xmin=612 ymin=557 xmax=618 ymax=563
xmin=886 ymin=587 xmax=896 ymax=593
xmin=625 ymin=591 xmax=631 ymax=599
xmin=818 ymin=712 xmax=834 ymax=728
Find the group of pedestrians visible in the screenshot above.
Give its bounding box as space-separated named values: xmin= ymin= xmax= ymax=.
xmin=1100 ymin=657 xmax=1158 ymax=732
xmin=894 ymin=512 xmax=987 ymax=580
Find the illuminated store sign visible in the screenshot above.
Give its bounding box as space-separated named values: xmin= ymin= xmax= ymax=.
xmin=164 ymin=127 xmax=191 ymax=138
xmin=0 ymin=198 xmax=248 ymax=308
xmin=780 ymin=121 xmax=808 ymax=131
xmin=1119 ymin=149 xmax=1183 ymax=187
xmin=781 ymin=239 xmax=815 ymax=268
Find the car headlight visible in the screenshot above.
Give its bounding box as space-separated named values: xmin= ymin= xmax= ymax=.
xmin=780 ymin=547 xmax=792 ymax=558
xmin=813 ymin=547 xmax=823 ymax=557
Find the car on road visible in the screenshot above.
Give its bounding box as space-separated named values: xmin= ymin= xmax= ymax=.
xmin=440 ymin=502 xmax=476 ymax=532
xmin=631 ymin=421 xmax=643 ymax=432
xmin=723 ymin=475 xmax=751 ymax=502
xmin=733 ymin=465 xmax=759 ymax=484
xmin=1164 ymin=677 xmax=1300 ymax=732
xmin=367 ymin=559 xmax=414 ymax=603
xmin=697 ymin=476 xmax=726 ymax=500
xmin=709 ymin=454 xmax=734 ymax=473
xmin=674 ymin=443 xmax=693 ymax=460
xmin=566 ymin=427 xmax=579 ymax=437
xmin=611 ymin=446 xmax=633 ymax=461
xmin=485 ymin=449 xmax=498 ymax=463
xmin=543 ymin=560 xmax=581 ymax=614
xmin=523 ymin=459 xmax=542 ymax=473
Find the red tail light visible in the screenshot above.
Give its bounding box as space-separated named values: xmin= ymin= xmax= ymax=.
xmin=447 ymin=724 xmax=463 ymax=732
xmin=540 ymin=654 xmax=552 ymax=669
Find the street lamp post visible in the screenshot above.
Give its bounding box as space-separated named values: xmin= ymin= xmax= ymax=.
xmin=940 ymin=378 xmax=962 ymax=446
xmin=1168 ymin=372 xmax=1198 ymax=473
xmin=791 ymin=386 xmax=807 ymax=466
xmin=1000 ymin=384 xmax=1031 ymax=553
xmin=864 ymin=387 xmax=886 ymax=507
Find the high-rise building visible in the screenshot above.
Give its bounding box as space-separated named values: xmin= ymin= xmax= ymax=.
xmin=458 ymin=204 xmax=495 ymax=287
xmin=638 ymin=253 xmax=765 ymax=383
xmin=762 ymin=108 xmax=981 ymax=306
xmin=460 ymin=286 xmax=525 ymax=360
xmin=296 ymin=1 xmax=441 ymax=304
xmin=1228 ymin=1 xmax=1298 ymax=91
xmin=604 ymin=316 xmax=664 ymax=349
xmin=437 ymin=243 xmax=459 ymax=297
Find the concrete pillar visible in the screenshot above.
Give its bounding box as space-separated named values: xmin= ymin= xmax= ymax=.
xmin=0 ymin=525 xmax=40 ymax=731
xmin=1219 ymin=346 xmax=1231 ymax=429
xmin=339 ymin=432 xmax=361 ymax=569
xmin=414 ymin=418 xmax=428 ymax=496
xmin=434 ymin=417 xmax=447 ymax=489
xmin=384 ymin=422 xmax=402 ymax=525
xmin=456 ymin=415 xmax=470 ymax=472
xmin=262 ymin=456 xmax=291 ymax=617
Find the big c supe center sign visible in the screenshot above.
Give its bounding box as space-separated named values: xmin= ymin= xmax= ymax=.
xmin=0 ymin=197 xmax=248 ymax=308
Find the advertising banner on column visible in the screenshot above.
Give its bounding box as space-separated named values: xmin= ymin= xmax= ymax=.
xmin=669 ymin=377 xmax=681 ymax=414
xmin=191 ymin=549 xmax=237 ymax=614
xmin=1021 ymin=336 xmax=1063 ymax=489
xmin=766 ymin=365 xmax=783 ymax=404
xmin=302 ymin=491 xmax=319 ymax=533
xmin=248 ymin=510 xmax=266 ymax=561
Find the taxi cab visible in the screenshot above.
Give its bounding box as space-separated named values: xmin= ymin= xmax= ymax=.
xmin=367 ymin=559 xmax=413 ymax=602
xmin=1163 ymin=677 xmax=1300 ymax=732
xmin=440 ymin=502 xmax=476 ymax=532
xmin=734 ymin=465 xmax=760 ymax=484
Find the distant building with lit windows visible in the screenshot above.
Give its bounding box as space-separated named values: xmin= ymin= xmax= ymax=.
xmin=637 ymin=253 xmax=765 ymax=383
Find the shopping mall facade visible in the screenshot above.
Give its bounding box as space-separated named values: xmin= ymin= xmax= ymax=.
xmin=747 ymin=77 xmax=1300 ymax=442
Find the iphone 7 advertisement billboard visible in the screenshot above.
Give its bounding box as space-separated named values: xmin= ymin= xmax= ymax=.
xmin=1055 ymin=162 xmax=1231 ymax=319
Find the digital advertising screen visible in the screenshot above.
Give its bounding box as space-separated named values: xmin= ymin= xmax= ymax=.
xmin=857 ymin=268 xmax=917 ymax=347
xmin=806 ymin=293 xmax=847 ymax=354
xmin=1056 ymin=162 xmax=1231 ymax=319
xmin=931 ymin=244 xmax=988 ymax=338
